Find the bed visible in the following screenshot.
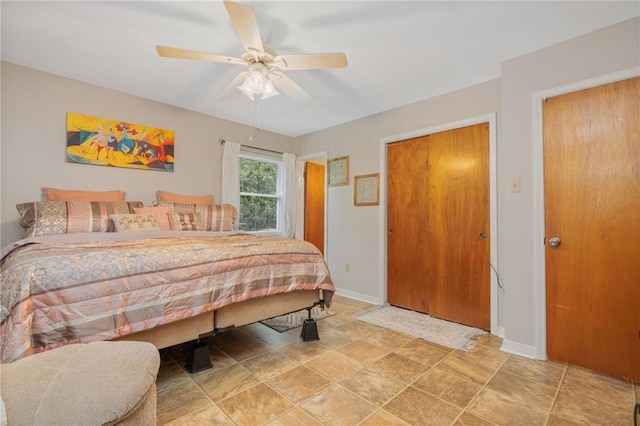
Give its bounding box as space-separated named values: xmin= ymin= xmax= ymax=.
xmin=0 ymin=230 xmax=335 ymax=368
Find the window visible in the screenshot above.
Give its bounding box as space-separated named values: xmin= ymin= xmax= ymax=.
xmin=238 ymin=153 xmax=283 ymax=233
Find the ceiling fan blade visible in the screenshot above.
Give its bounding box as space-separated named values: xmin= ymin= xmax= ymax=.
xmin=274 ymin=53 xmax=348 ymax=70
xmin=223 ymin=0 xmax=264 ymax=55
xmin=269 ymin=72 xmax=315 ymax=105
xmin=156 ymin=45 xmax=244 ymax=65
xmin=218 ymin=71 xmax=249 ymax=99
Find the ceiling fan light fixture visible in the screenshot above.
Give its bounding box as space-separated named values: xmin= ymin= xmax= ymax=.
xmin=261 ymin=79 xmax=279 ymax=99
xmin=247 ymin=70 xmax=264 ymax=91
xmin=237 ymin=80 xmax=255 ymax=100
xmin=237 ymin=69 xmax=279 ymax=100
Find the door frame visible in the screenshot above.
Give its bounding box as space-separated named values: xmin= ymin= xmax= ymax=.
xmin=379 ymin=113 xmax=499 ymax=335
xmin=296 ymin=151 xmax=329 ymax=260
xmin=532 ymin=67 xmax=640 ymax=360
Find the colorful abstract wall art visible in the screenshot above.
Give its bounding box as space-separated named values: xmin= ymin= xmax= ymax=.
xmin=66 ymin=112 xmax=175 ymax=172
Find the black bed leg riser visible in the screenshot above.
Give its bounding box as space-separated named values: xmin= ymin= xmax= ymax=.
xmin=300 ymin=318 xmax=320 ymax=342
xmin=185 ymin=341 xmax=213 ymax=373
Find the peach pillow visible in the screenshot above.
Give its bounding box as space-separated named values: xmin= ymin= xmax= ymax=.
xmin=44 ymin=187 xmax=126 ymax=202
xmin=134 ymin=206 xmax=172 ymax=230
xmin=156 ymin=191 xmax=213 ymax=205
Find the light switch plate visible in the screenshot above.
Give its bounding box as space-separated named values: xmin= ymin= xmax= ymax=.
xmin=510 ymin=178 xmax=521 ymax=193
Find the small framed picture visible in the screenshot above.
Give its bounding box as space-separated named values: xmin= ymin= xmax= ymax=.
xmin=328 ymin=156 xmax=349 ymax=186
xmin=354 ymin=173 xmax=380 ymax=206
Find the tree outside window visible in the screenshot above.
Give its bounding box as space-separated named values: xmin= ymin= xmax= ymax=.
xmin=238 ymin=154 xmax=283 ymax=233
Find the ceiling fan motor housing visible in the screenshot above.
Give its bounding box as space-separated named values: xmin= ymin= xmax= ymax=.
xmin=242 ymin=45 xmax=277 ymax=66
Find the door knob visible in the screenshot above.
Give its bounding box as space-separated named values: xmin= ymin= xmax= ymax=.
xmin=548 ymin=237 xmax=561 ymax=247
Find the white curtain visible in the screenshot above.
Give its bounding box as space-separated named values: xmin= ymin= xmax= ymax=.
xmin=221 ymin=141 xmax=241 ymax=228
xmin=283 ymin=152 xmax=297 ymax=239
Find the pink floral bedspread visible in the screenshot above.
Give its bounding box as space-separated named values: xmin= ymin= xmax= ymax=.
xmin=0 ymin=232 xmax=334 ymax=362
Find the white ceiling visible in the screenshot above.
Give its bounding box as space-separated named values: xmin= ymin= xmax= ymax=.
xmin=2 ymin=1 xmax=638 ymax=137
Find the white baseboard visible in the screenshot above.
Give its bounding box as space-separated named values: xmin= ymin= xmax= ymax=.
xmin=334 ymin=288 xmax=380 ymax=305
xmin=497 ymin=326 xmax=505 ymax=338
xmin=500 ymin=339 xmax=538 ymax=359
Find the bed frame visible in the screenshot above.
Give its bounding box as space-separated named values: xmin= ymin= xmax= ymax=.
xmin=1 ymin=230 xmax=333 ymax=368
xmin=115 ymin=290 xmax=324 ymax=372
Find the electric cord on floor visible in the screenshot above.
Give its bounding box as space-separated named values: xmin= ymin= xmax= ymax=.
xmin=489 ymin=261 xmax=505 ymax=292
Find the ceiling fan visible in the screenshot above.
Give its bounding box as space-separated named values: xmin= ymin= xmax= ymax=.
xmin=156 ymin=0 xmax=348 ymax=105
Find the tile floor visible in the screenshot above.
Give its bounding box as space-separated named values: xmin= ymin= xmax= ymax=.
xmin=156 ymin=295 xmax=639 ymax=425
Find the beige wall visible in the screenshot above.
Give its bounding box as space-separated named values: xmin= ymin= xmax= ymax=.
xmin=294 ymin=17 xmax=639 ymax=356
xmin=295 ymin=79 xmax=502 ymax=305
xmin=0 ymin=62 xmax=293 ymax=245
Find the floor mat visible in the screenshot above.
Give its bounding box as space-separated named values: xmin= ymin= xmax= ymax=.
xmin=356 ymin=304 xmax=486 ymax=350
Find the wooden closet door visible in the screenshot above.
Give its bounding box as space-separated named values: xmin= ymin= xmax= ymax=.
xmin=425 ymin=124 xmax=490 ymax=329
xmin=387 ymin=123 xmax=490 ymax=330
xmin=544 ymin=77 xmax=640 ymax=381
xmin=387 ymin=137 xmax=430 ymax=314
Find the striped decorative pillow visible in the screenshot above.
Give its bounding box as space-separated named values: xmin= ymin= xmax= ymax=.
xmin=16 ymin=201 xmax=143 ymax=238
xmin=171 ymin=203 xmax=237 ymax=231
xmin=167 ymin=212 xmax=203 ymax=231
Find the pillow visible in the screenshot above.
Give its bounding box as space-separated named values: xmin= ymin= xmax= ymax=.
xmin=172 ymin=203 xmax=237 ymax=231
xmin=44 ymin=187 xmax=126 ymax=202
xmin=110 ymin=213 xmax=160 ymax=232
xmin=16 ymin=201 xmax=143 ymax=237
xmin=133 ymin=206 xmax=172 ymax=230
xmin=156 ymin=191 xmax=214 ymax=205
xmin=167 ymin=212 xmax=203 ymax=231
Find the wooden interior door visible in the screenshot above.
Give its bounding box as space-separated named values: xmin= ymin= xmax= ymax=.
xmin=387 ymin=137 xmax=430 ymax=314
xmin=425 ymin=124 xmax=490 ymax=329
xmin=544 ymin=77 xmax=640 ymax=381
xmin=387 ymin=123 xmax=490 ymax=329
xmin=304 ymin=161 xmax=325 ymax=255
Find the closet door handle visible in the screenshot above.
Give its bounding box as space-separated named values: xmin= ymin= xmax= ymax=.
xmin=479 ymin=232 xmax=487 ymax=239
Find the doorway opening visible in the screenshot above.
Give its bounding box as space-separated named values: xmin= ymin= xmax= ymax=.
xmin=296 ymin=152 xmax=328 ymax=258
